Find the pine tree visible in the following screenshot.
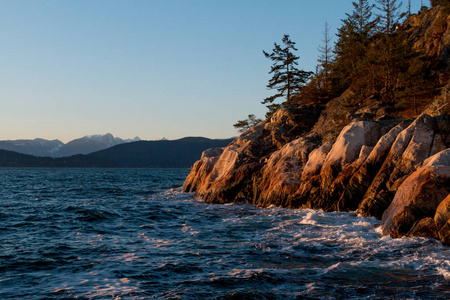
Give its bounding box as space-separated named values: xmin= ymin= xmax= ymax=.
xmin=375 ymin=0 xmax=404 ymax=35
xmin=350 ymin=0 xmax=377 ymax=37
xmin=262 ymin=34 xmax=313 ymax=117
xmin=317 ymin=22 xmax=334 ymax=93
xmin=331 ymin=18 xmax=358 ymax=94
xmin=397 ymin=54 xmax=435 ymax=113
xmin=233 ymin=114 xmax=263 ymax=133
xmin=331 ymin=0 xmax=376 ymax=97
xmin=373 ymin=0 xmax=405 ymax=101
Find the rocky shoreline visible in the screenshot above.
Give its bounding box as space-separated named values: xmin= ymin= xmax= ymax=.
xmin=183 ymin=93 xmax=450 ymax=244
xmin=183 ymin=6 xmax=450 ymax=245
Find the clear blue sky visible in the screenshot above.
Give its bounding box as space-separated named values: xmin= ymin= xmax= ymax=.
xmin=0 ymin=0 xmax=423 ymax=142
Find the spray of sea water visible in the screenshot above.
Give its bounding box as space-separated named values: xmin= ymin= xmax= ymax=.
xmin=1 ymin=168 xmax=449 ymax=299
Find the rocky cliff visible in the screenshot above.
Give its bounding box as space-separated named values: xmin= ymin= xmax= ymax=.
xmin=183 ymin=7 xmax=450 ymax=245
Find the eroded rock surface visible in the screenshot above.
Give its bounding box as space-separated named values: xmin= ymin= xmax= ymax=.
xmin=183 ymin=6 xmax=450 ymax=244
xmin=183 ymin=105 xmax=450 ymax=243
xmin=183 ymin=104 xmax=322 ymax=204
xmin=381 ymin=149 xmax=450 ymax=244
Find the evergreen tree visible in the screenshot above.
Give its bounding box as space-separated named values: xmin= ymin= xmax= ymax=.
xmin=317 ymin=22 xmax=334 ymax=93
xmin=262 ymin=34 xmax=313 ymax=117
xmin=349 ymin=0 xmax=377 ymax=38
xmin=331 ymin=0 xmax=376 ymax=97
xmin=397 ymin=54 xmax=435 ymax=113
xmin=233 ymin=114 xmax=263 ymax=133
xmin=375 ymin=0 xmax=404 ymax=35
xmin=373 ymin=0 xmax=405 ymax=101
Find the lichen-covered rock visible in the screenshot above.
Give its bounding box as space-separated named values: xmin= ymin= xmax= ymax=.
xmin=381 ymin=149 xmax=450 ymax=240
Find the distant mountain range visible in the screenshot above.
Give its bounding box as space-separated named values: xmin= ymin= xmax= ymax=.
xmin=0 ymin=137 xmax=234 ymax=168
xmin=0 ymin=133 xmax=141 ymax=157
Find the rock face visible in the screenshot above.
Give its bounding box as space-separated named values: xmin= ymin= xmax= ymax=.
xmin=183 ymin=7 xmax=450 ymax=244
xmin=381 ymin=149 xmax=450 ymax=239
xmin=183 ymin=104 xmax=323 ymax=204
xmin=183 ymin=102 xmax=450 ymax=244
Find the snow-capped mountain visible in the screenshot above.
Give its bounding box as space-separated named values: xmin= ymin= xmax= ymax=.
xmin=0 ymin=139 xmax=64 ymax=157
xmin=0 ymin=134 xmax=141 ymax=158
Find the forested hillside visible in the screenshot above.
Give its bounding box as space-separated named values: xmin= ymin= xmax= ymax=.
xmin=184 ymin=3 xmax=450 ymax=245
xmin=299 ymin=0 xmax=449 ymax=116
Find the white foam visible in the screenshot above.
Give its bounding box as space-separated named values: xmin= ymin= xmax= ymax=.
xmin=300 ymin=211 xmax=318 ymax=225
xmin=374 ymin=225 xmax=384 ymax=235
xmin=352 ymin=220 xmax=373 ymax=228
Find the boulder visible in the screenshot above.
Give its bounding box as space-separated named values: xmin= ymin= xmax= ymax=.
xmin=311 ymin=120 xmax=381 ymax=210
xmin=407 ymin=217 xmax=439 ymax=240
xmin=183 ymin=147 xmax=224 ymax=193
xmin=253 ymin=134 xmax=320 ymax=207
xmin=434 ymin=193 xmax=450 ymax=245
xmin=435 ymin=193 xmax=450 ymax=230
xmin=322 ymin=120 xmax=380 ymax=170
xmin=358 ymin=114 xmax=437 ymax=219
xmin=182 ymin=103 xmax=323 ymax=204
xmin=338 ymin=121 xmax=411 ymax=213
xmin=381 ymin=149 xmax=450 ymax=240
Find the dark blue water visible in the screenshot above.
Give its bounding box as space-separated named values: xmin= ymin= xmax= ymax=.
xmin=1 ymin=168 xmax=449 ymax=299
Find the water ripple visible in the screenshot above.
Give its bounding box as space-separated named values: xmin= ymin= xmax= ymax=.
xmin=0 ymin=168 xmax=449 ymax=299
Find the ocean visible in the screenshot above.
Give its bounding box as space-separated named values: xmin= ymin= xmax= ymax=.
xmin=1 ymin=168 xmax=449 ymax=299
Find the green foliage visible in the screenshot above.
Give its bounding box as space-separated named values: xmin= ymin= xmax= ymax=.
xmin=316 ymin=22 xmax=334 ymax=94
xmin=375 ymin=0 xmax=404 ymax=35
xmin=323 ymin=1 xmax=378 ymax=99
xmin=396 ymin=53 xmax=436 ymax=112
xmin=233 ymin=114 xmax=263 ymax=133
xmin=262 ymin=34 xmax=313 ymax=113
xmin=238 ymin=0 xmax=445 ymax=132
xmin=300 ymin=0 xmax=442 ymax=114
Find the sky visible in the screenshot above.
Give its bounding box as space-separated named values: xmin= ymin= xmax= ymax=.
xmin=0 ymin=0 xmax=424 ymax=143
